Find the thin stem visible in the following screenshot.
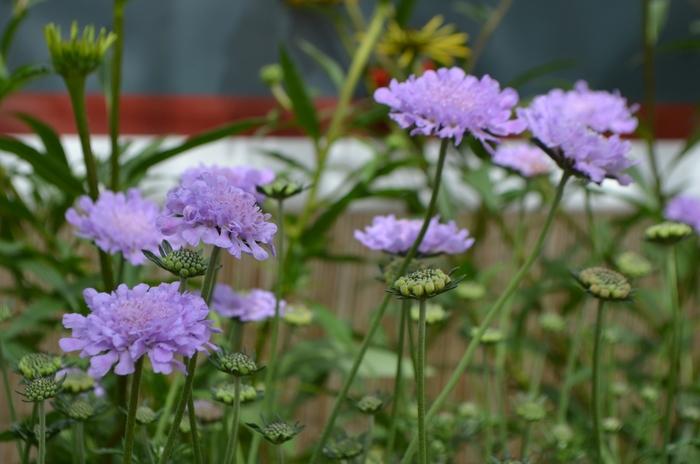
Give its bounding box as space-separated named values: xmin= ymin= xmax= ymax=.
xmin=466 ymin=0 xmax=513 ymax=73
xmin=75 ymin=422 xmax=85 ymax=464
xmin=0 ymin=341 xmax=22 ymax=460
xmin=309 ymin=139 xmax=451 ymax=464
xmin=662 ymin=246 xmax=681 ymax=460
xmin=223 ymin=377 xmax=242 ymax=464
xmin=37 ymin=401 xmax=46 ymax=464
xmin=154 ymin=375 xmax=182 ymax=442
xmin=520 ymin=424 xmax=531 ymax=461
xmin=592 ymin=300 xmax=608 ymax=464
xmin=109 ymin=0 xmax=126 ymax=190
xmin=277 ymin=445 xmax=285 ymax=464
xmin=386 ymin=301 xmax=409 ymax=457
xmin=557 ymin=305 xmax=586 ymax=424
xmin=123 ymin=357 xmax=144 ymax=464
xmin=400 ymin=172 xmax=571 ymax=463
xmin=362 ymin=415 xmax=374 ymax=464
xmin=416 ymin=299 xmax=428 ymax=464
xmin=187 ymin=394 xmax=204 ymax=464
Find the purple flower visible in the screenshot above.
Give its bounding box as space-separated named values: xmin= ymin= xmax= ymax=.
xmin=354 ymin=215 xmax=475 ymax=256
xmin=492 ymin=143 xmax=552 ymax=177
xmin=374 ymin=67 xmax=525 ymax=146
xmin=561 ymin=81 xmax=638 ymax=134
xmin=517 ymin=84 xmax=637 ymax=185
xmin=59 ymin=283 xmax=216 ymax=377
xmin=212 ymin=284 xmax=286 ymax=322
xmin=665 ymin=195 xmax=700 ymax=233
xmin=66 ymin=189 xmax=164 ymax=265
xmin=157 ymin=166 xmax=277 ymax=260
xmin=180 ymin=165 xmax=275 ymax=203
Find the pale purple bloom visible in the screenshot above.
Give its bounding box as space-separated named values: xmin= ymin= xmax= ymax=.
xmin=665 ymin=195 xmax=700 ymax=233
xmin=157 ymin=166 xmax=277 ymax=260
xmin=354 ymin=215 xmax=475 ymax=256
xmin=492 ymin=143 xmax=552 ymax=177
xmin=66 ymin=189 xmax=164 ymax=265
xmin=517 ymin=84 xmax=638 ymax=185
xmin=180 ymin=165 xmax=274 ymax=203
xmin=212 ymin=284 xmax=286 ymax=322
xmin=59 ymin=283 xmax=216 ymax=377
xmin=374 ymin=67 xmax=525 ymax=146
xmin=562 ymin=81 xmax=638 ymax=134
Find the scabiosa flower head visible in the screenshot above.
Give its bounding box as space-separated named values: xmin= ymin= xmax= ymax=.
xmin=18 ymin=353 xmax=62 ymax=380
xmin=374 ymin=67 xmax=525 ymax=146
xmin=664 ymin=195 xmax=700 ymax=233
xmin=518 ymin=84 xmax=638 ymax=185
xmin=157 ymin=166 xmax=277 ymax=260
xmin=354 ymin=215 xmax=475 ymax=257
xmin=492 ymin=142 xmax=552 ymax=177
xmin=59 ymin=283 xmax=216 ymax=378
xmin=180 ymin=165 xmax=275 ymax=203
xmin=212 ymin=284 xmax=286 ymax=322
xmin=66 ymin=189 xmax=164 ymax=265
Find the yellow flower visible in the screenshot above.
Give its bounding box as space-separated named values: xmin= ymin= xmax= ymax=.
xmin=377 ymin=15 xmax=470 ymax=68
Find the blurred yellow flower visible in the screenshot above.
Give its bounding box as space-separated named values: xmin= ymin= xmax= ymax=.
xmin=377 ymin=15 xmax=470 ymax=68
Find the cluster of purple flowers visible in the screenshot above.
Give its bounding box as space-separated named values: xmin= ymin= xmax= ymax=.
xmin=354 ymin=215 xmax=474 ymax=256
xmin=212 ymin=284 xmax=286 ymax=322
xmin=665 ymin=195 xmax=700 ymax=233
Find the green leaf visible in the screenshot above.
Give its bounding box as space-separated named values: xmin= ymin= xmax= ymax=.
xmin=506 ymin=59 xmax=576 ymax=90
xmin=312 ymin=304 xmax=353 ymax=348
xmin=279 ymin=46 xmax=321 ymax=140
xmin=646 ymin=0 xmax=670 ymax=45
xmin=298 ymin=39 xmax=345 ymax=91
xmin=462 ymin=163 xmax=501 ymax=211
xmin=257 ymin=149 xmax=312 ymax=174
xmin=355 ymin=347 xmax=422 ymax=379
xmin=15 ymin=113 xmax=70 ymax=168
xmin=395 ymin=0 xmax=417 ymax=26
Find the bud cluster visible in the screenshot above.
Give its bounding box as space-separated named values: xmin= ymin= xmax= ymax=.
xmin=18 ymin=353 xmax=62 ymax=380
xmin=44 ymin=22 xmax=116 ymax=78
xmin=392 ymin=267 xmax=455 ymax=299
xmin=644 ymin=221 xmax=693 ymax=245
xmin=143 ymin=241 xmax=207 ymax=278
xmin=577 ymin=267 xmax=631 ymax=301
xmin=247 ymin=418 xmax=304 ymax=445
xmin=213 ymin=383 xmax=260 ymax=405
xmin=210 ymin=350 xmax=264 ymax=377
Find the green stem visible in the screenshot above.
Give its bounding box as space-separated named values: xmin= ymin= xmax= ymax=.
xmin=662 ymin=246 xmax=681 ymax=460
xmin=37 ymin=400 xmax=46 ymax=464
xmin=592 ymin=300 xmax=608 ymax=464
xmin=123 ymin=357 xmax=144 ymax=464
xmin=386 ymin=301 xmax=408 ymax=457
xmin=224 ymin=377 xmax=242 ymax=464
xmin=187 ymin=394 xmax=204 ymax=464
xmin=109 ymin=0 xmax=125 ymax=190
xmin=362 ymin=415 xmax=374 ymax=464
xmin=75 ymin=421 xmax=85 ymax=464
xmin=400 ymin=172 xmax=571 ymax=463
xmin=308 ymin=139 xmax=451 ymax=464
xmin=585 ymin=187 xmax=599 ymax=258
xmin=154 ymin=375 xmax=182 ymax=442
xmin=520 ymin=424 xmax=531 ymax=461
xmin=277 ymin=445 xmax=285 ymax=464
xmin=416 ymin=299 xmax=428 ymax=464
xmin=0 ymin=341 xmax=22 ymax=460
xmin=557 ymin=304 xmax=586 ymax=424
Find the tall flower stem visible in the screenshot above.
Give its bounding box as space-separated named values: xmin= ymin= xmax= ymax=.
xmin=37 ymin=400 xmax=46 ymax=464
xmin=386 ymin=301 xmax=409 ymax=457
xmin=362 ymin=415 xmax=375 ymax=464
xmin=592 ymin=300 xmax=610 ymax=464
xmin=309 ymin=139 xmax=451 ymax=464
xmin=123 ymin=357 xmax=144 ymax=464
xmin=277 ymin=445 xmax=285 ymax=464
xmin=108 ymin=0 xmax=126 ymax=190
xmin=556 ymin=305 xmax=586 ymax=424
xmin=74 ymin=422 xmax=85 ymax=464
xmin=159 ymin=246 xmax=221 ymax=464
xmin=223 ymin=376 xmax=242 ymax=464
xmin=416 ymin=299 xmax=428 ymax=464
xmin=662 ymin=246 xmax=681 ymax=459
xmin=0 ymin=340 xmax=22 ymax=460
xmin=248 ymin=199 xmax=286 ymax=463
xmin=401 ymin=172 xmax=571 ymax=463
xmin=187 ymin=394 xmax=204 ymax=464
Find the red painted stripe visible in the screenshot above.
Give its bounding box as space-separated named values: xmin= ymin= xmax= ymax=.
xmin=0 ymin=92 xmax=697 ymax=139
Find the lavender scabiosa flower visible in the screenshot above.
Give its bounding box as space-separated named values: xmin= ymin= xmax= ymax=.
xmin=180 ymin=165 xmax=274 ymax=203
xmin=66 ymin=189 xmax=164 ymax=265
xmin=492 ymin=142 xmax=552 ymax=177
xmin=664 ymin=195 xmax=700 ymax=233
xmin=518 ymin=83 xmax=638 ymax=185
xmin=157 ymin=166 xmax=277 ymax=260
xmin=374 ymin=67 xmax=525 ymax=146
xmin=212 ymin=284 xmax=286 ymax=322
xmin=59 ymin=283 xmax=216 ymax=377
xmin=354 ymin=215 xmax=474 ymax=257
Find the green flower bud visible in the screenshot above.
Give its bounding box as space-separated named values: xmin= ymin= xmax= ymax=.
xmin=410 ymin=302 xmax=448 ymax=325
xmin=516 ymin=397 xmax=547 ymax=422
xmin=456 ymin=280 xmax=486 ymax=300
xmin=63 ymin=398 xmax=95 ymax=421
xmin=256 ymin=179 xmax=305 ymax=200
xmin=577 ymin=267 xmax=631 ymax=301
xmin=539 ymin=312 xmax=566 ymax=333
xmin=602 ymin=416 xmax=622 ymax=433
xmin=135 ymin=406 xmax=158 ymax=425
xmin=393 ymin=267 xmax=454 ymax=300
xmin=247 ymin=419 xmax=304 ymax=445
xmin=615 ymin=251 xmax=653 ymax=278
xmin=260 ymin=64 xmax=283 ymax=86
xmin=213 ymin=383 xmax=259 ymax=405
xmin=179 ymin=417 xmax=191 ymax=434
xmin=18 ymin=353 xmax=62 ymax=380
xmin=457 ymin=401 xmax=479 ymax=419
xmin=432 ymin=412 xmax=456 ymax=439
xmin=469 ymin=327 xmax=504 ymax=345
xmin=645 ymin=221 xmax=693 ymax=245
xmin=144 ymin=241 xmax=207 ymax=278
xmin=192 ymin=399 xmax=223 ymax=424
xmin=62 ymin=370 xmax=95 ymax=395
xmin=282 ymin=304 xmax=314 ymax=327
xmin=355 ymin=394 xmax=385 ymax=415
xmin=552 ymin=423 xmax=574 ymax=447
xmin=322 ymin=433 xmax=364 ymax=460
xmin=641 ymin=385 xmax=659 ymax=403
xmin=429 ymin=439 xmax=448 ymax=460
xmin=44 ymin=22 xmax=116 ymax=79
xmin=210 ymin=350 xmax=263 ymax=377
xmin=22 ymin=376 xmax=63 ymax=402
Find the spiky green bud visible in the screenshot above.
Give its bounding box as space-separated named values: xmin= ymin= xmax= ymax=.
xmin=213 ymin=383 xmax=259 ymax=405
xmin=256 ymin=179 xmax=305 ymax=200
xmin=247 ymin=419 xmax=304 ymax=445
xmin=44 ymin=22 xmax=116 ymax=79
xmin=136 ymin=406 xmax=157 ymax=425
xmin=615 ymin=251 xmax=653 ymax=278
xmin=62 ymin=370 xmax=95 ymax=394
xmin=282 ymin=304 xmax=313 ymax=327
xmin=18 ymin=353 xmax=62 ymax=380
xmin=322 ymin=433 xmax=364 ymax=460
xmin=577 ymin=267 xmax=631 ymax=301
xmin=210 ymin=351 xmax=263 ymax=377
xmin=260 ymin=64 xmax=283 ymax=86
xmin=355 ymin=394 xmax=385 ymax=415
xmin=410 ymin=302 xmax=448 ymax=325
xmin=393 ymin=267 xmax=454 ymax=300
xmin=144 ymin=241 xmax=207 ymax=278
xmin=22 ymin=376 xmax=63 ymax=402
xmin=645 ymin=221 xmax=693 ymax=245
xmin=456 ymin=280 xmax=486 ymax=300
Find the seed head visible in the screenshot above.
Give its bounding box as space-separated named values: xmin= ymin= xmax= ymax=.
xmin=143 ymin=241 xmax=207 ymax=278
xmin=256 ymin=179 xmax=306 ymax=200
xmin=615 ymin=251 xmax=652 ymax=278
xmin=392 ymin=267 xmax=454 ymax=300
xmin=577 ymin=267 xmax=631 ymax=301
xmin=18 ymin=353 xmax=62 ymax=380
xmin=516 ymin=396 xmax=547 ymax=422
xmin=22 ymin=376 xmax=63 ymax=402
xmin=645 ymin=221 xmax=693 ymax=245
xmin=210 ymin=350 xmax=263 ymax=377
xmin=410 ymin=302 xmax=448 ymax=325
xmin=322 ymin=432 xmax=364 ymax=460
xmin=135 ymin=406 xmax=158 ymax=425
xmin=62 ymin=370 xmax=95 ymax=394
xmin=213 ymin=383 xmax=259 ymax=405
xmin=55 ymin=397 xmax=95 ymax=421
xmin=247 ymin=418 xmax=304 ymax=445
xmin=355 ymin=393 xmax=386 ymax=415
xmin=455 ymin=280 xmax=486 ymax=300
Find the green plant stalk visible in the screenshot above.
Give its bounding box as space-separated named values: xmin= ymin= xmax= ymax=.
xmin=483 ymin=349 xmax=494 ymax=460
xmin=592 ymin=300 xmax=609 ymax=464
xmin=159 ymin=246 xmax=221 ymax=464
xmin=109 ymin=0 xmax=126 ymax=190
xmin=154 ymin=375 xmax=182 ymax=442
xmin=123 ymin=357 xmax=144 ymax=464
xmin=37 ymin=400 xmax=46 ymax=464
xmin=21 ymin=404 xmax=37 ymax=464
xmin=0 ymin=341 xmax=23 ymax=460
xmin=277 ymin=445 xmax=285 ymax=464
xmin=400 ymin=172 xmax=571 ymax=463
xmin=386 ymin=301 xmax=409 ymax=457
xmin=74 ymin=422 xmax=85 ymax=464
xmin=520 ymin=424 xmax=531 ymax=461
xmin=223 ymin=376 xmax=242 ymax=464
xmin=494 ymin=306 xmax=510 ymax=454
xmin=362 ymin=414 xmax=375 ymax=464
xmin=662 ymin=246 xmax=681 ymax=459
xmin=466 ymin=0 xmax=513 ymax=73
xmin=187 ymin=394 xmax=204 ymax=464
xmin=557 ymin=305 xmax=586 ymax=424
xmin=416 ymin=299 xmax=428 ymax=464
xmin=308 ymin=139 xmax=451 ymax=464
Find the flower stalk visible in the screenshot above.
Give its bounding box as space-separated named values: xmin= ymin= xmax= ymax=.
xmin=592 ymin=300 xmax=610 ymax=464
xmin=122 ymin=357 xmax=144 ymax=464
xmin=416 ymin=299 xmax=428 ymax=464
xmin=223 ymin=376 xmax=242 ymax=464
xmin=662 ymin=246 xmax=681 ymax=458
xmin=386 ymin=300 xmax=409 ymax=457
xmin=0 ymin=340 xmax=22 ymax=459
xmin=109 ymin=0 xmax=126 ymax=190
